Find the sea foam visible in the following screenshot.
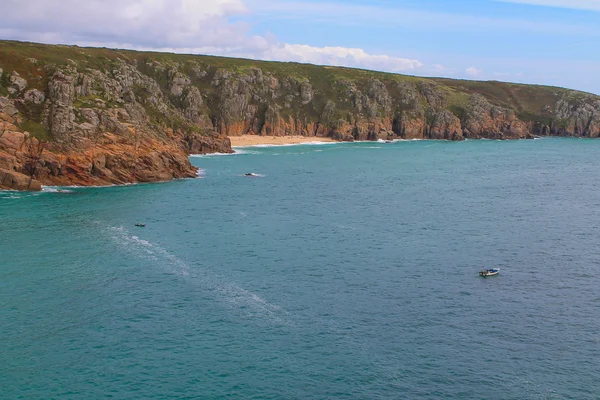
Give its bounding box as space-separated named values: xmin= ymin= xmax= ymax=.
xmin=102 ymin=224 xmax=292 ymax=326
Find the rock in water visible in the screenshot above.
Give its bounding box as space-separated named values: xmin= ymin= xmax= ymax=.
xmin=0 ymin=168 xmax=42 ymax=191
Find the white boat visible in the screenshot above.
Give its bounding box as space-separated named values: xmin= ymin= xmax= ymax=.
xmin=479 ymin=268 xmax=499 ymax=277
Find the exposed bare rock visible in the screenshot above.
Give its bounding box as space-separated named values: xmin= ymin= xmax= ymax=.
xmin=462 ymin=94 xmax=529 ymax=139
xmin=99 ymin=109 xmax=128 ymax=135
xmin=264 ymin=105 xmax=292 ymax=136
xmin=550 ymin=96 xmax=600 ymax=137
xmin=0 ymin=97 xmax=19 ymax=117
xmin=123 ymin=102 xmax=149 ymax=125
xmin=75 ymin=73 xmax=94 ymax=97
xmin=80 ymin=108 xmax=100 ymax=128
xmin=0 ymin=123 xmax=32 ymax=151
xmin=185 ymin=131 xmax=232 ymax=154
xmin=418 ymin=81 xmax=446 ymax=108
xmin=320 ymin=101 xmax=338 ymax=130
xmin=212 ymin=69 xmax=232 ymax=86
xmin=9 ymin=71 xmax=27 ymax=93
xmin=2 ymin=40 xmax=600 ymax=190
xmin=394 ymin=81 xmax=420 ymax=109
xmin=24 ymin=89 xmax=45 ymax=104
xmin=300 ymin=82 xmax=313 ymax=104
xmin=0 ymin=168 xmax=42 ymax=191
xmin=191 ymin=64 xmax=208 ymax=79
xmin=365 ymin=78 xmax=392 ymax=116
xmin=169 ymin=70 xmax=191 ymax=97
xmin=45 ymin=70 xmax=76 ymax=141
xmin=426 ymin=108 xmax=463 ymax=140
xmin=183 ymin=87 xmax=204 ymax=123
xmin=214 ymin=77 xmax=253 ymax=135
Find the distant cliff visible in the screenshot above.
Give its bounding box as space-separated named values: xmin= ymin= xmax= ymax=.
xmin=1 ymin=40 xmax=599 ymax=190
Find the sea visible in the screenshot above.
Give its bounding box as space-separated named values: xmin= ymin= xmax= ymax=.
xmin=1 ymin=138 xmax=599 ymax=399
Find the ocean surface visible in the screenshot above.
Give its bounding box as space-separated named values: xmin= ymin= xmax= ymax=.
xmin=1 ymin=138 xmax=600 ymax=399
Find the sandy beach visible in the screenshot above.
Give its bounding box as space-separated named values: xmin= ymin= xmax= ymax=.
xmin=230 ymin=135 xmax=335 ymax=147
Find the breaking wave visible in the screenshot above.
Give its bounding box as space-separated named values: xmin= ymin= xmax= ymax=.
xmin=189 ymin=152 xmax=236 ymax=157
xmin=190 ymin=148 xmax=262 ymax=156
xmin=42 ymin=186 xmax=74 ymax=193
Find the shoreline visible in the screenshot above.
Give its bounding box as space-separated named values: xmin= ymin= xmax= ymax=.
xmin=0 ymin=136 xmax=559 ymax=192
xmin=229 ymin=135 xmax=336 ymax=147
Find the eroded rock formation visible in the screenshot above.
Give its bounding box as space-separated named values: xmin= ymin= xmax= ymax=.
xmin=1 ymin=40 xmax=599 ymax=190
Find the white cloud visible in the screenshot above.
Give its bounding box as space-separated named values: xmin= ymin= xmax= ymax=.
xmin=495 ymin=0 xmax=600 ymax=11
xmin=466 ymin=67 xmax=483 ymax=77
xmin=259 ymin=44 xmax=423 ymax=72
xmin=1 ymin=0 xmax=253 ymax=50
xmin=1 ymin=1 xmax=594 ymax=92
xmin=0 ymin=0 xmax=424 ymax=74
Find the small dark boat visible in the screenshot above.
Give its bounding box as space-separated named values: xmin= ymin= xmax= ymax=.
xmin=245 ymin=173 xmax=258 ymax=177
xmin=135 ymin=223 xmax=146 ymax=227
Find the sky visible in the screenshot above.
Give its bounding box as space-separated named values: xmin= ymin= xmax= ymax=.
xmin=1 ymin=0 xmax=599 ymax=93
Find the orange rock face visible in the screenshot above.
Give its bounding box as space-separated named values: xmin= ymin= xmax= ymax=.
xmin=0 ymin=114 xmax=197 ymax=190
xmin=35 ymin=135 xmax=197 ymax=187
xmin=221 ymin=114 xmax=463 ymax=142
xmin=0 ymin=168 xmax=41 ymax=191
xmin=3 ymin=41 xmax=599 ymax=191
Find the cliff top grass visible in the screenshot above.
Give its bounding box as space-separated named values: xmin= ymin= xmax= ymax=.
xmin=1 ymin=39 xmax=597 ymax=124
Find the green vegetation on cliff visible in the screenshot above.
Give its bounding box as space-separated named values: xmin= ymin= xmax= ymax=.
xmin=1 ymin=40 xmax=600 ymax=190
xmin=2 ymin=40 xmax=600 ymax=145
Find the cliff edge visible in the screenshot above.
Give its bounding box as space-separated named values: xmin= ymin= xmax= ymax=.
xmin=1 ymin=40 xmax=599 ymax=190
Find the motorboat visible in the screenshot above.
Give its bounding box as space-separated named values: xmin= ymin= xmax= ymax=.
xmin=135 ymin=223 xmax=146 ymax=227
xmin=479 ymin=268 xmax=499 ymax=277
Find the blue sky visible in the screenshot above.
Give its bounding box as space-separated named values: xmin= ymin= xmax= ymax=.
xmin=2 ymin=0 xmax=599 ymax=93
xmin=242 ymin=0 xmax=600 ymax=93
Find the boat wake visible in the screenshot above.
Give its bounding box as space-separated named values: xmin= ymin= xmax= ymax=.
xmin=101 ymin=224 xmax=292 ymax=327
xmin=97 ymin=223 xmax=413 ymax=383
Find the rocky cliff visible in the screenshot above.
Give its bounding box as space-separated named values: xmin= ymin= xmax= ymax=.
xmin=1 ymin=40 xmax=599 ymax=190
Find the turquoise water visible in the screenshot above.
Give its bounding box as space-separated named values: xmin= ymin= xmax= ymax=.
xmin=1 ymin=138 xmax=600 ymax=399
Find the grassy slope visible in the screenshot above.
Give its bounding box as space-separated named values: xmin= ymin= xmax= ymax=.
xmin=1 ymin=40 xmax=596 ymax=131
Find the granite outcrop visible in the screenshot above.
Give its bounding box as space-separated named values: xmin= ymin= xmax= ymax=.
xmin=1 ymin=40 xmax=599 ymax=190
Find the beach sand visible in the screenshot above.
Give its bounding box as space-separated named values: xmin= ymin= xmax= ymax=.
xmin=230 ymin=135 xmax=335 ymax=147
